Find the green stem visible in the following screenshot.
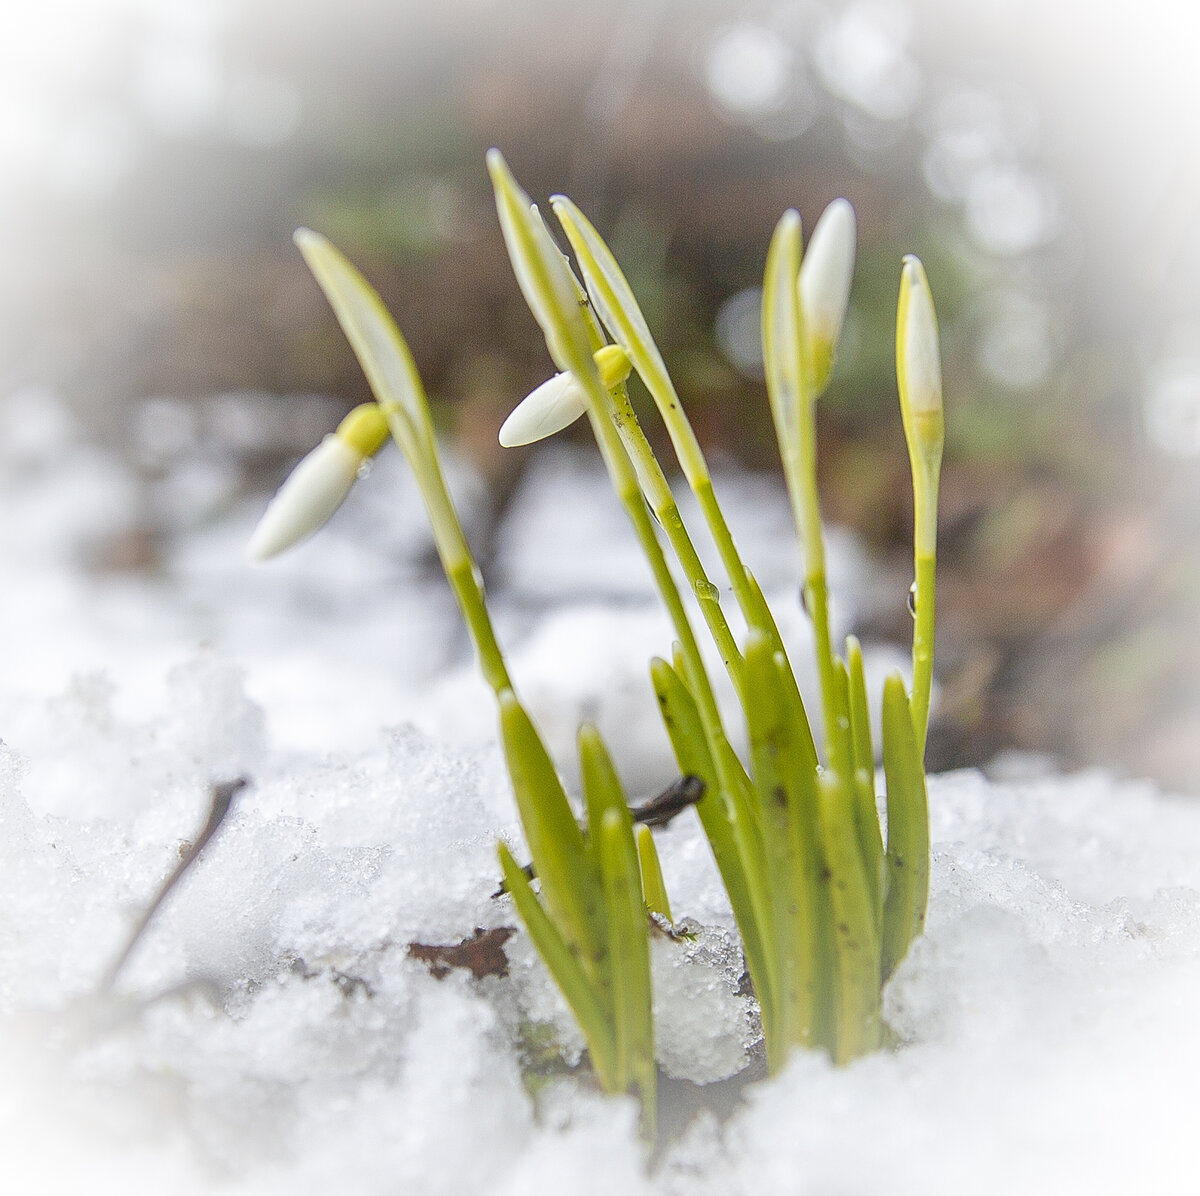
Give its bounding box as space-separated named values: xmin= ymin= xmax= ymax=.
xmin=630 ymin=356 xmax=770 ymax=637
xmin=909 ymin=450 xmax=940 ymax=758
xmin=549 ymin=197 xmax=769 ymax=641
xmin=911 ymin=551 xmax=936 ymax=759
xmin=781 ymin=403 xmax=844 ymax=775
xmin=608 ymin=383 xmax=746 ymax=698
xmin=398 ymin=450 xmax=513 ymax=696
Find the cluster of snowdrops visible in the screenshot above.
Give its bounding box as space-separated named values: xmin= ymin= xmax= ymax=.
xmin=249 ymin=151 xmax=944 ymax=1137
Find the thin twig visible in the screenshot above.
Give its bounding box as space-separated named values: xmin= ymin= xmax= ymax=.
xmin=100 ymin=776 xmax=247 ymax=993
xmin=492 ymin=774 xmax=705 ymax=896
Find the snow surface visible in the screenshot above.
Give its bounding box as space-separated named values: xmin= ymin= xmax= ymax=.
xmin=3 ymin=390 xmax=1200 ymax=1194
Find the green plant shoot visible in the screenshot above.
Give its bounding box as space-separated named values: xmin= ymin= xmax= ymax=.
xmin=270 ymin=224 xmax=661 ymax=1134
xmin=250 ymin=148 xmax=946 ymax=1126
xmin=489 ymin=153 xmax=943 ymax=1069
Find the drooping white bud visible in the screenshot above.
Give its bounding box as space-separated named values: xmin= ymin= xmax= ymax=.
xmin=798 ymin=198 xmax=856 ymax=390
xmin=249 ymin=404 xmax=388 ymax=562
xmin=498 ymin=372 xmax=588 ymax=447
xmin=497 ymin=344 xmax=632 ymax=448
xmin=248 ymin=435 xmax=363 ymax=561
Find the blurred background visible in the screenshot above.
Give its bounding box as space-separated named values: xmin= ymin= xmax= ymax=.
xmin=2 ymin=0 xmax=1200 ymax=788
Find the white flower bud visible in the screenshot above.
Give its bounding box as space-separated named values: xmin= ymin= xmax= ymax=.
xmin=497 ymin=345 xmax=631 ymax=449
xmin=248 ymin=434 xmax=363 ymax=561
xmin=799 ymin=198 xmax=856 ymax=390
xmin=498 ymin=371 xmax=588 ymax=447
xmin=800 ymin=199 xmax=856 ymax=345
xmin=898 ymin=255 xmax=942 ymax=419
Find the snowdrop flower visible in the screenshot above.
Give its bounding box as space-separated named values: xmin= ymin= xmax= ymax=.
xmin=799 ymin=197 xmax=856 ymax=391
xmin=248 ymin=403 xmax=389 ymax=561
xmin=498 ymin=344 xmax=632 ymax=447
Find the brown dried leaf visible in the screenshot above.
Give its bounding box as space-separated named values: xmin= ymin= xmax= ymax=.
xmin=407 ymin=926 xmax=516 ymax=981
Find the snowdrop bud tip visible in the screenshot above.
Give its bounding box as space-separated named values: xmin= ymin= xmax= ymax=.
xmin=898 ymin=255 xmax=942 ymax=419
xmin=498 ymin=372 xmax=588 ymax=448
xmin=247 ymin=434 xmax=362 ymax=561
xmin=799 ymin=198 xmax=856 ymax=391
xmin=800 ymin=198 xmax=856 ymax=344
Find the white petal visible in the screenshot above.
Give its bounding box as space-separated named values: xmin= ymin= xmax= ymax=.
xmin=900 ymin=255 xmax=942 ymax=416
xmin=248 ymin=435 xmax=361 ymax=561
xmin=498 ymin=372 xmax=588 ymax=447
xmin=799 ymin=198 xmax=856 ymax=344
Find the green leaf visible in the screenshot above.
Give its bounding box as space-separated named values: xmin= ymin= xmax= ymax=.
xmin=649 ymin=655 xmax=772 ymax=1026
xmin=636 ymin=825 xmax=672 ymax=923
xmin=598 ymin=806 xmax=656 ymax=1132
xmin=770 ymin=643 xmax=819 ymax=779
xmin=578 ymin=723 xmax=627 ymax=864
xmin=650 ymin=655 xmax=715 ymax=789
xmin=498 ymin=690 xmax=604 ymax=976
xmin=743 ymin=631 xmax=819 ymax=1062
xmin=845 ymin=636 xmax=874 ymax=778
xmin=880 ymin=672 xmax=930 ymax=980
xmin=742 ymin=568 xmax=790 ymax=658
xmin=845 ymin=638 xmax=884 ymax=918
xmin=816 ymin=772 xmax=883 ymax=1063
xmin=498 ymin=842 xmax=617 ymax=1088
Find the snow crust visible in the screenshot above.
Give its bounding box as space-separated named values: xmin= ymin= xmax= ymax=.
xmin=3 ymin=390 xmax=1199 ymax=1193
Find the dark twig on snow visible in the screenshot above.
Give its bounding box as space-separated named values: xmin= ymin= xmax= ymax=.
xmin=99 ymin=776 xmax=247 ymax=993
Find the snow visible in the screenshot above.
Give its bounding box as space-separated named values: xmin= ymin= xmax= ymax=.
xmin=3 ymin=388 xmax=1200 ymax=1193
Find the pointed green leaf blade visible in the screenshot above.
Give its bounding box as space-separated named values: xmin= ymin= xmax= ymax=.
xmin=598 ymin=807 xmax=656 ymax=1132
xmin=649 ymin=655 xmax=772 ymax=1027
xmin=636 ymin=825 xmax=672 ymax=923
xmin=845 ymin=638 xmax=884 ymax=919
xmin=499 ymin=690 xmax=603 ymax=972
xmin=498 ymin=842 xmax=616 ymax=1088
xmin=743 ymin=631 xmax=810 ymax=1063
xmin=816 ymin=772 xmax=883 ymax=1063
xmin=881 ymin=672 xmax=930 ymax=980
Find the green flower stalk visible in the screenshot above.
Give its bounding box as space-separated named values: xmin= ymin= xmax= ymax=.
xmin=896 ymin=255 xmax=944 ymax=757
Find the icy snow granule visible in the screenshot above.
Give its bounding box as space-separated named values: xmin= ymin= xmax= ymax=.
xmin=652 ymin=921 xmax=753 ymax=1084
